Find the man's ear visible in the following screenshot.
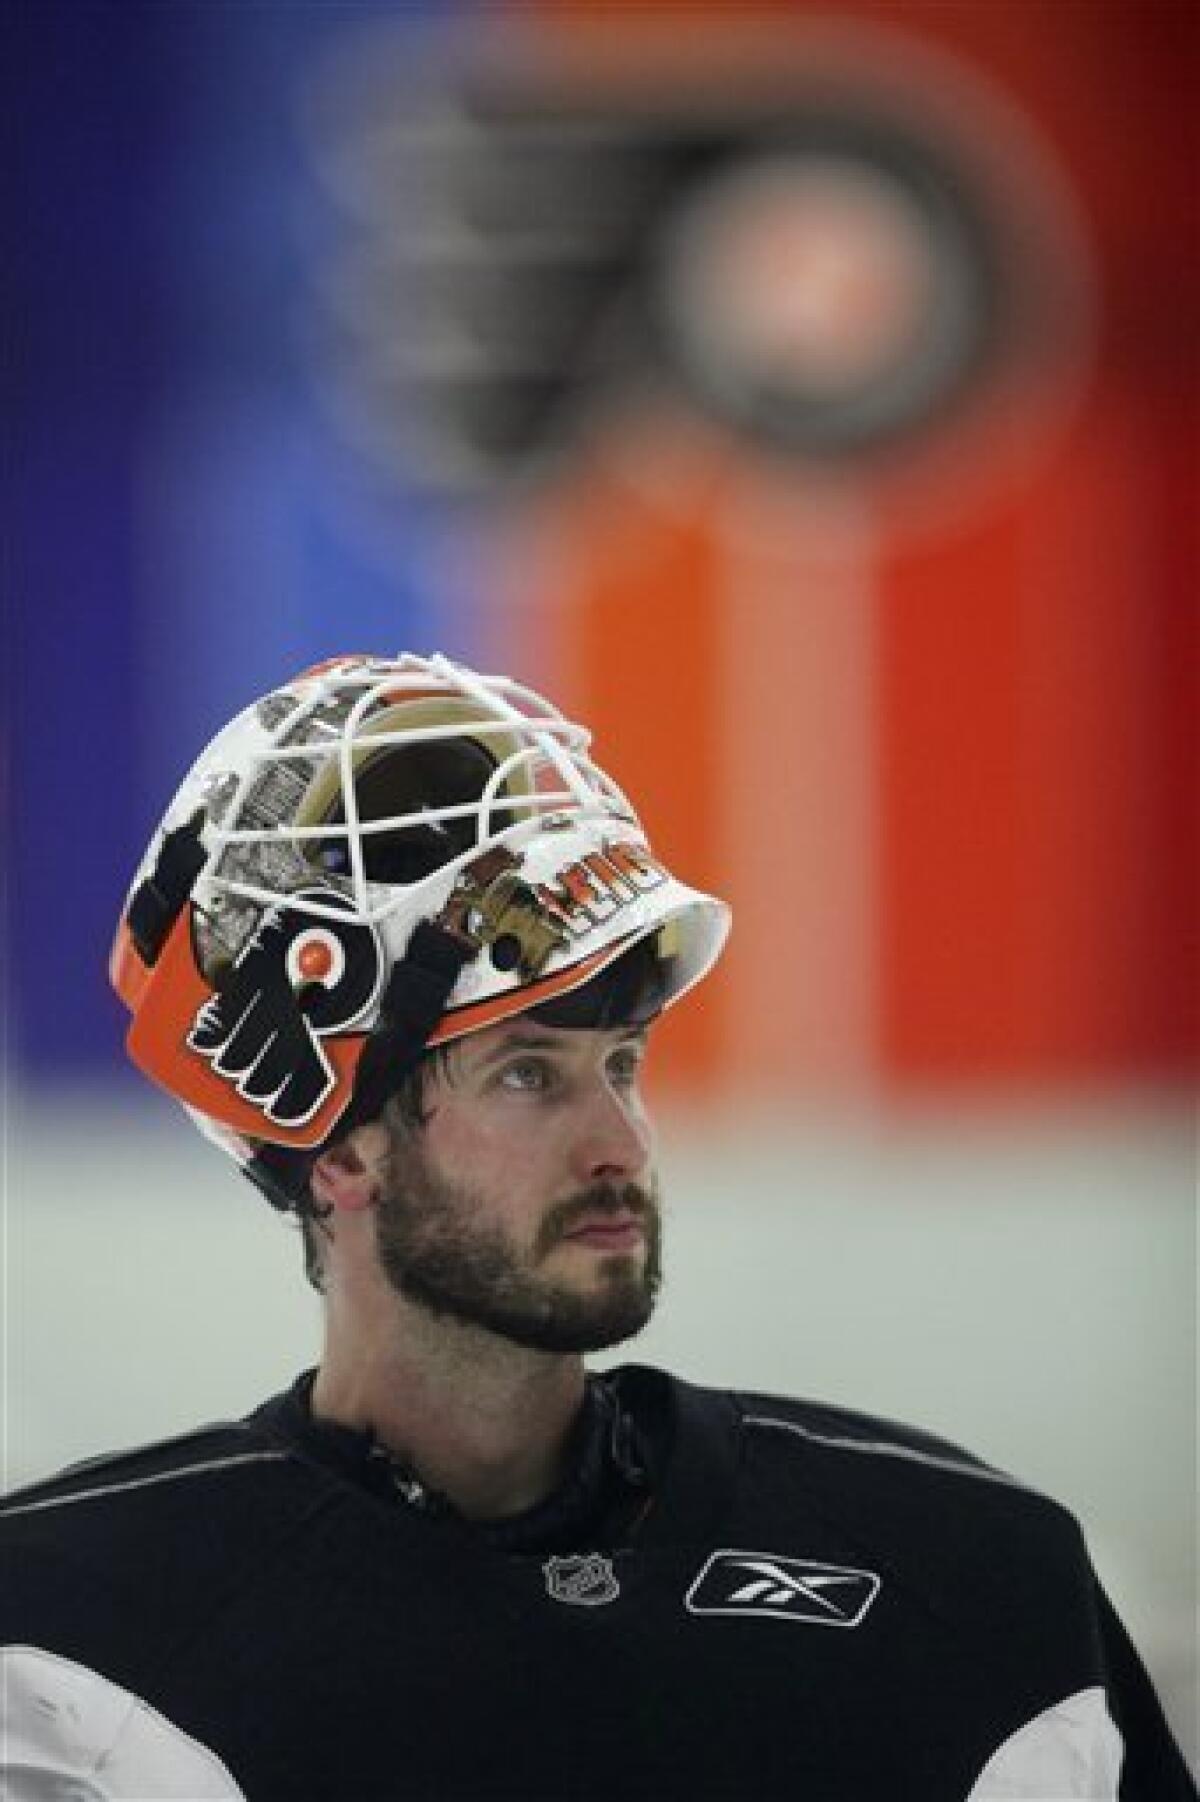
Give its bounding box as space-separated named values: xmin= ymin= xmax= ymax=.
xmin=310 ymin=1120 xmax=390 ymax=1213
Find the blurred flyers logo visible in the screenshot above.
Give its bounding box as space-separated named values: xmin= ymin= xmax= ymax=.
xmin=302 ymin=13 xmax=1090 ymax=504
xmin=686 ymin=1552 xmax=881 ymax=1628
xmin=188 ymin=889 xmax=383 ymax=1126
xmin=299 ymin=11 xmax=1124 ymax=1107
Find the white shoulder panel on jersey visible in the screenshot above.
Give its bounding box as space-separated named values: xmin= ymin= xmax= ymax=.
xmin=1 ymin=1644 xmax=247 ymax=1799
xmin=966 ymin=1686 xmax=1124 ymax=1799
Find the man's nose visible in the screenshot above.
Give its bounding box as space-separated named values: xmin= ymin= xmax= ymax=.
xmin=570 ymin=1084 xmax=653 ymax=1187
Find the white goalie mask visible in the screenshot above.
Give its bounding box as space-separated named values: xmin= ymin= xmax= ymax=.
xmin=111 ymin=652 xmax=729 ymax=1199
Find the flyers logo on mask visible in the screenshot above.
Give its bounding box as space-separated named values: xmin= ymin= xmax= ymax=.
xmin=187 ymin=889 xmax=384 ymax=1126
xmin=536 ymin=840 xmax=668 ymax=938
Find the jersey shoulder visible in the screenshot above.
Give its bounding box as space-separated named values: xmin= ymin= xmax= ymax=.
xmin=728 ymin=1383 xmax=1081 ymax=1533
xmin=613 ymin=1364 xmax=1023 ymax=1493
xmin=0 ymin=1415 xmax=290 ymax=1525
xmin=725 ymin=1386 xmax=1100 ymax=1638
xmin=733 ymin=1385 xmax=1014 ymax=1481
xmin=0 ymin=1403 xmax=318 ymax=1684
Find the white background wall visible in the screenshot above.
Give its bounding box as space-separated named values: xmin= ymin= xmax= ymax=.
xmin=4 ymin=1090 xmax=1195 ymax=1768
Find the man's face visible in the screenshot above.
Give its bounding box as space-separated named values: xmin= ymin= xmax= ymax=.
xmin=372 ymin=1019 xmax=661 ymax=1354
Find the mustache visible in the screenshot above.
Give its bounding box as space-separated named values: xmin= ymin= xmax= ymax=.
xmin=534 ymin=1182 xmax=658 ymax=1258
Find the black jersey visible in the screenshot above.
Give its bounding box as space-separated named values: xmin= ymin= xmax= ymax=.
xmin=2 ymin=1366 xmax=1193 ymax=1800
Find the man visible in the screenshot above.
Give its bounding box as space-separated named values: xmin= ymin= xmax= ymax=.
xmin=2 ymin=652 xmax=1193 ymax=1800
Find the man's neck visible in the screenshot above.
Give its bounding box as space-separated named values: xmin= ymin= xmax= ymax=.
xmin=310 ymin=1312 xmax=587 ymax=1521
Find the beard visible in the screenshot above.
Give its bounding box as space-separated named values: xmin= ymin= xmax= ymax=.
xmin=372 ymin=1140 xmax=663 ymax=1355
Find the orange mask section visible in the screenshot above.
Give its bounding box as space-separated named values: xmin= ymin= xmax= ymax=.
xmin=120 ymin=912 xmax=365 ymax=1150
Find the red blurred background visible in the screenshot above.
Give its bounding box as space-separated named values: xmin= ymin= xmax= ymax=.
xmin=482 ymin=0 xmax=1197 ymax=1103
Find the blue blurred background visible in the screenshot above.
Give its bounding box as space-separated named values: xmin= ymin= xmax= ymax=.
xmin=12 ymin=4 xmax=476 ymax=1088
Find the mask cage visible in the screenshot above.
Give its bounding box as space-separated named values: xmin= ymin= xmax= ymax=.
xmin=190 ymin=656 xmax=640 ymax=975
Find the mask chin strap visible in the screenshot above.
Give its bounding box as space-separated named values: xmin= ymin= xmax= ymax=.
xmin=245 ymin=916 xmax=477 ymax=1213
xmin=126 ymin=814 xmax=208 ymax=964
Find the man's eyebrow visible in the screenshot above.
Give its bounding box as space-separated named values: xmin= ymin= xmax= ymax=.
xmin=471 ymin=1031 xmax=570 ymax=1070
xmin=471 ymin=1026 xmax=649 ymax=1071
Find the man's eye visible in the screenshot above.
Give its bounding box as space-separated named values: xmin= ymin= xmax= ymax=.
xmin=499 ymin=1059 xmax=552 ymax=1092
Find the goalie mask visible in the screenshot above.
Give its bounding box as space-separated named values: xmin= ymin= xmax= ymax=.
xmin=110 ymin=652 xmax=730 ymax=1209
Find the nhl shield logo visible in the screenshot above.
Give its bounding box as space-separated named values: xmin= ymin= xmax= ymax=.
xmin=543 ymin=1553 xmax=620 ymax=1607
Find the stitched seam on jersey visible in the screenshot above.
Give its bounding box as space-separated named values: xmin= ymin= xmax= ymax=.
xmin=0 ymin=1450 xmax=292 ymax=1517
xmin=11 ymin=1420 xmax=250 ymax=1487
xmin=743 ymin=1414 xmax=1026 ymax=1491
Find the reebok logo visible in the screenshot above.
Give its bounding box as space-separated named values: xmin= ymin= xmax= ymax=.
xmin=685 ymin=1551 xmax=880 ymax=1628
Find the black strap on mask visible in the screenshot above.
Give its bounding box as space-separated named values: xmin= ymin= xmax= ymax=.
xmin=125 ymin=814 xmax=208 ymax=965
xmin=246 ymin=917 xmax=476 ymax=1212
